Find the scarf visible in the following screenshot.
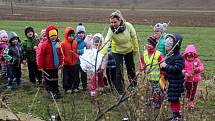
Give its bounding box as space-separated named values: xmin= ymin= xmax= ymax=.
xmin=51 ymin=41 xmax=59 ymax=69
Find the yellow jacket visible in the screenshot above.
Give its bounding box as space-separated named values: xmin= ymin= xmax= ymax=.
xmin=102 ymin=22 xmax=139 ymax=54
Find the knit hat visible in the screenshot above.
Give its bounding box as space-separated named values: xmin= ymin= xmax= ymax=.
xmin=49 ymin=29 xmax=57 ymax=37
xmin=153 ymin=23 xmax=168 ymax=33
xmin=93 ymin=33 xmax=104 ymax=44
xmin=24 ymin=26 xmax=34 ymax=36
xmin=110 ymin=10 xmax=126 ymax=22
xmin=41 ymin=29 xmax=46 ymax=37
xmin=165 ymin=36 xmax=174 ymax=49
xmin=0 ymin=30 xmax=8 ymax=40
xmin=147 ymin=36 xmax=157 ymax=47
xmin=76 ymin=23 xmax=86 ymax=34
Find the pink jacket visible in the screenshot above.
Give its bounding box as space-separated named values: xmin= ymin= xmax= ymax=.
xmin=183 ymin=45 xmax=204 ymax=82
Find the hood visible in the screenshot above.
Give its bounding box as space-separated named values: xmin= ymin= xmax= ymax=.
xmin=183 ymin=44 xmax=198 ymax=58
xmin=7 ymin=32 xmax=21 ymax=46
xmin=166 ymin=32 xmax=183 ymax=53
xmin=45 ymin=25 xmax=59 ymax=42
xmin=64 ymin=26 xmax=75 ymax=41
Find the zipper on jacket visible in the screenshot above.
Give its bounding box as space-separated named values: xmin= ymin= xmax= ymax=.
xmin=16 ymin=46 xmax=20 ymax=64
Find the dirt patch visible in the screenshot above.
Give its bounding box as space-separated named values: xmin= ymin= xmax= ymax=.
xmin=0 ymin=108 xmax=44 ymax=121
xmin=0 ymin=4 xmax=215 ymax=26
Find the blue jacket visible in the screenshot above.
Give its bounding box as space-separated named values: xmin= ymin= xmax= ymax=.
xmin=161 ymin=32 xmax=184 ymax=102
xmin=106 ymin=48 xmax=116 ymax=68
xmin=75 ymin=37 xmax=86 ymax=64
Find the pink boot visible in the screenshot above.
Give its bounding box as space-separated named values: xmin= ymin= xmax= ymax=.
xmin=189 ymin=101 xmax=194 ymax=109
xmin=90 ymin=91 xmax=96 ymax=97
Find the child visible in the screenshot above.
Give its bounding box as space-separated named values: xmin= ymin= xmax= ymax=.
xmin=75 ymin=23 xmax=88 ymax=91
xmin=103 ymin=46 xmax=116 ymax=91
xmin=36 ymin=29 xmax=46 ymax=66
xmin=3 ymin=32 xmax=23 ymax=90
xmin=183 ymin=44 xmax=204 ymax=109
xmin=86 ymin=33 xmax=105 ymax=96
xmin=37 ymin=25 xmax=63 ymax=99
xmin=22 ymin=26 xmax=42 ymax=84
xmin=140 ymin=36 xmax=164 ymax=109
xmin=0 ymin=30 xmax=8 ymax=78
xmin=153 ymin=22 xmax=168 ymax=56
xmin=160 ymin=33 xmax=184 ymax=120
xmin=60 ymin=26 xmax=79 ymax=93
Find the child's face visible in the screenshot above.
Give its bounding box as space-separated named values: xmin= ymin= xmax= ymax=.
xmin=0 ymin=36 xmax=8 ymax=42
xmin=27 ymin=31 xmax=34 ymax=38
xmin=110 ymin=18 xmax=121 ymax=29
xmin=154 ymin=31 xmax=162 ymax=38
xmin=68 ymin=36 xmax=75 ymax=42
xmin=165 ymin=46 xmax=171 ymax=52
xmin=93 ymin=43 xmax=101 ymax=49
xmin=187 ymin=54 xmax=194 ymax=61
xmin=49 ymin=35 xmax=57 ymax=41
xmin=77 ymin=32 xmax=85 ymax=39
xmin=146 ymin=42 xmax=154 ymax=50
xmin=11 ymin=38 xmax=18 ymax=45
xmin=41 ymin=34 xmax=47 ymax=40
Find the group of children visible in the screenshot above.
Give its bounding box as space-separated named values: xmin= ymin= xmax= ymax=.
xmin=0 ymin=21 xmax=204 ymax=120
xmin=139 ymin=23 xmax=204 ymax=120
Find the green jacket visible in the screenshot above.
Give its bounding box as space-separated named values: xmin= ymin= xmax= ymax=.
xmin=157 ymin=33 xmax=167 ymax=57
xmin=22 ymin=37 xmax=39 ymax=62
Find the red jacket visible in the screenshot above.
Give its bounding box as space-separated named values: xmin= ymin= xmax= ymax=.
xmin=37 ymin=25 xmax=63 ymax=69
xmin=60 ymin=27 xmax=79 ymax=66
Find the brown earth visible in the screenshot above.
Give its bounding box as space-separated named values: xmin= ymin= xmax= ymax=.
xmin=0 ymin=4 xmax=215 ymax=26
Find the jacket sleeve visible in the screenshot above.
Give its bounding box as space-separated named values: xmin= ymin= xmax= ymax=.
xmin=37 ymin=44 xmax=45 ymax=69
xmin=3 ymin=48 xmax=13 ymax=63
xmin=102 ymin=28 xmax=113 ymax=54
xmin=21 ymin=41 xmax=27 ymax=60
xmin=163 ymin=55 xmax=184 ymax=73
xmin=127 ymin=22 xmax=139 ymax=52
xmin=78 ymin=44 xmax=85 ymax=55
xmin=194 ymin=58 xmax=204 ymax=73
xmin=58 ymin=43 xmax=64 ymax=66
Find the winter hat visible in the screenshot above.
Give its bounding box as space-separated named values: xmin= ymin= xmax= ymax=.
xmin=41 ymin=29 xmax=46 ymax=37
xmin=76 ymin=23 xmax=86 ymax=34
xmin=165 ymin=36 xmax=174 ymax=49
xmin=25 ymin=26 xmax=34 ymax=36
xmin=153 ymin=23 xmax=168 ymax=33
xmin=110 ymin=10 xmax=126 ymax=22
xmin=165 ymin=32 xmax=183 ymax=51
xmin=48 ymin=29 xmax=57 ymax=37
xmin=93 ymin=33 xmax=104 ymax=44
xmin=147 ymin=36 xmax=157 ymax=47
xmin=0 ymin=30 xmax=8 ymax=40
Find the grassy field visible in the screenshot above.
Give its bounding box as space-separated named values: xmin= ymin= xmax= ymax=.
xmin=0 ymin=20 xmax=215 ymax=121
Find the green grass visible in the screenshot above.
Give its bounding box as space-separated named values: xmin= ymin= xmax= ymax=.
xmin=0 ymin=20 xmax=215 ymax=121
xmin=0 ymin=20 xmax=214 ymax=78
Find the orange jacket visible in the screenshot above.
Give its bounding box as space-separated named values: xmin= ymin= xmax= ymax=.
xmin=60 ymin=27 xmax=79 ymax=66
